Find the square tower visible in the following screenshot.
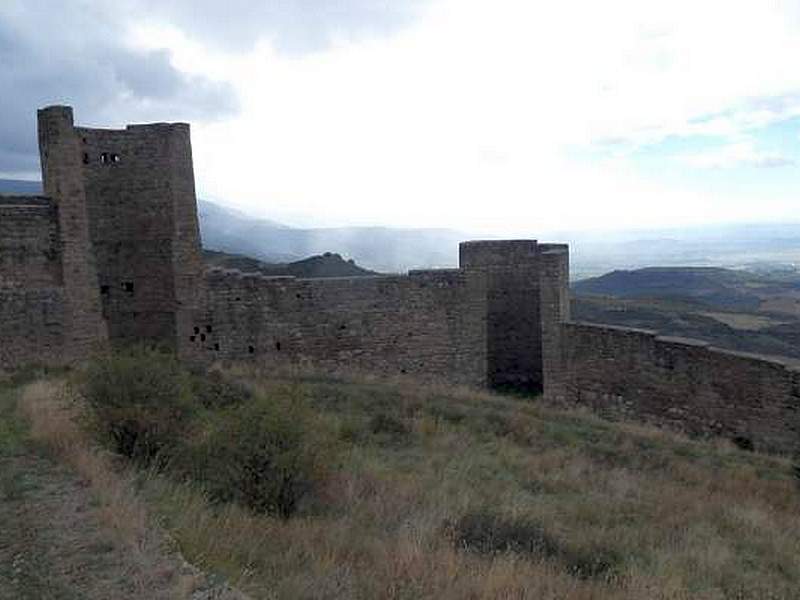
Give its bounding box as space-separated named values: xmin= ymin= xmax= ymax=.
xmin=37 ymin=106 xmax=204 ymax=350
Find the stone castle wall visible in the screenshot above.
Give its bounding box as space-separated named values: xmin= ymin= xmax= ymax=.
xmin=0 ymin=195 xmax=67 ymax=369
xmin=193 ymin=267 xmax=490 ymax=386
xmin=75 ymin=119 xmax=204 ymax=348
xmin=549 ymin=322 xmax=800 ymax=455
xmin=187 ymin=241 xmax=561 ymax=388
xmin=0 ymin=196 xmax=61 ymax=288
xmin=3 ymin=104 xmax=800 ymax=456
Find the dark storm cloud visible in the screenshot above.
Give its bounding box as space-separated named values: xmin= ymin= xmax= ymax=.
xmin=0 ymin=2 xmax=237 ymax=175
xmin=0 ymin=0 xmax=429 ymax=175
xmin=135 ymin=0 xmax=429 ymax=53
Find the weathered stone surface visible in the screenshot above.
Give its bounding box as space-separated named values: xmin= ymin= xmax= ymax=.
xmin=549 ymin=322 xmax=800 ymax=455
xmin=3 ymin=104 xmax=799 ymax=456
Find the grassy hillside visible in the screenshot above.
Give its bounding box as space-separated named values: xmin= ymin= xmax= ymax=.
xmin=203 ymin=249 xmax=379 ymax=278
xmin=573 ymin=266 xmax=800 ymax=360
xmin=9 ymin=351 xmax=798 ymax=599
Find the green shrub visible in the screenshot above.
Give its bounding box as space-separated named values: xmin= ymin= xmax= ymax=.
xmin=191 ymin=394 xmax=331 ymax=517
xmin=368 ymin=412 xmax=410 ymax=437
xmin=448 ymin=510 xmax=561 ymax=558
xmin=448 ymin=510 xmax=622 ymax=582
xmin=192 ymin=370 xmax=252 ymax=409
xmin=78 ymin=347 xmax=194 ymax=466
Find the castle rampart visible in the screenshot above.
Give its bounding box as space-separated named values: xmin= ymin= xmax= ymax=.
xmin=549 ymin=322 xmax=800 ymax=454
xmin=192 ymin=266 xmax=491 ymax=385
xmin=0 ymin=196 xmax=61 ymax=288
xmin=3 ymin=105 xmax=799 ymax=456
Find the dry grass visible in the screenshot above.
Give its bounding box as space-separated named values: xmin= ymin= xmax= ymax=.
xmin=17 ymin=364 xmax=799 ymax=599
xmin=127 ymin=370 xmax=800 ymax=600
xmin=15 ymin=380 xmax=203 ymax=598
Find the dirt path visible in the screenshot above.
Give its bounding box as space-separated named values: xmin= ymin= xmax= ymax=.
xmin=0 ymin=385 xmax=244 ymax=600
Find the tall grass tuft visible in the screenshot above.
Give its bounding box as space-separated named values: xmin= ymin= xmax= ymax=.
xmin=183 ymin=392 xmax=334 ymax=517
xmin=77 ymin=346 xmax=195 ymax=466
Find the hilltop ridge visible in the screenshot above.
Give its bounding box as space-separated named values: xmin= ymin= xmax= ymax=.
xmin=203 ymin=249 xmax=378 ymax=278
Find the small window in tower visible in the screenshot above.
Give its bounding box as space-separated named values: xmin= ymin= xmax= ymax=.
xmin=248 ymin=345 xmax=255 ymax=354
xmin=111 ymin=153 xmax=120 ymax=164
xmin=206 ymin=325 xmax=212 ymax=333
xmin=200 ymin=333 xmax=206 ymax=342
xmin=275 ymin=341 xmax=282 ymax=352
xmin=193 ymin=326 xmax=200 ymax=334
xmin=214 ymin=343 xmax=220 ymax=351
xmin=190 ymin=335 xmax=196 ymax=342
xmin=82 ymin=153 xmax=90 ymax=165
xmin=100 ymin=153 xmax=109 ymax=164
xmin=122 ymin=281 xmax=134 ymax=293
xmin=100 ymin=285 xmax=110 ymax=295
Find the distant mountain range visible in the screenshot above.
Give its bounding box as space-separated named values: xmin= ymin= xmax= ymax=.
xmin=0 ymin=180 xmax=467 ymax=272
xmin=5 ymin=179 xmax=800 ymax=275
xmin=197 ymin=199 xmax=468 ymax=272
xmin=203 ymin=249 xmax=378 ymax=278
xmin=572 ymin=266 xmax=783 ymax=311
xmin=572 ymin=266 xmax=800 ymax=361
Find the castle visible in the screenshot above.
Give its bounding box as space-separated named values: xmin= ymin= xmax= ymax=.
xmin=1 ymin=106 xmax=798 ymax=455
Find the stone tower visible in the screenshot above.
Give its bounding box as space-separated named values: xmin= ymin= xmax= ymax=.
xmin=37 ymin=106 xmax=205 ymax=352
xmin=37 ymin=106 xmax=108 ymax=358
xmin=459 ymin=240 xmax=544 ymax=392
xmin=458 ymin=240 xmax=570 ymax=393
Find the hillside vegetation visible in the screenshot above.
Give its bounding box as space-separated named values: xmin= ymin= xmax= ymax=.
xmin=573 ymin=266 xmax=800 ymax=360
xmin=6 ymin=350 xmax=799 ymax=599
xmin=203 ymin=249 xmax=378 ymax=278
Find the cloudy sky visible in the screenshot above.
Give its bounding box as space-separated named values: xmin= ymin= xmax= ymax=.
xmin=2 ymin=0 xmax=800 ymax=234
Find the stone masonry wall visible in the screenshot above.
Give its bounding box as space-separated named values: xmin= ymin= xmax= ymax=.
xmin=539 ymin=244 xmax=570 ymax=400
xmin=0 ymin=195 xmax=67 ymax=370
xmin=193 ymin=267 xmax=490 ymax=387
xmin=459 ymin=241 xmax=542 ymax=392
xmin=551 ymin=322 xmax=800 ymax=455
xmin=0 ymin=288 xmax=66 ymax=370
xmin=38 ymin=106 xmax=108 ymax=360
xmin=76 ymin=121 xmax=204 ymax=348
xmin=0 ymin=196 xmax=62 ymax=288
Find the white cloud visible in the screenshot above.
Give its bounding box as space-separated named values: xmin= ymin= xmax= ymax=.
xmin=680 ymin=141 xmax=795 ymax=170
xmin=129 ymin=0 xmax=800 ymax=233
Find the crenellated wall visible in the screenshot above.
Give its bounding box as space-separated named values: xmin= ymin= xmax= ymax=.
xmin=550 ymin=322 xmax=800 ymax=455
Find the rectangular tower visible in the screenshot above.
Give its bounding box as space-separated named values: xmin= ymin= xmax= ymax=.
xmin=37 ymin=106 xmax=205 ymax=351
xmin=460 ymin=240 xmax=543 ymax=392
